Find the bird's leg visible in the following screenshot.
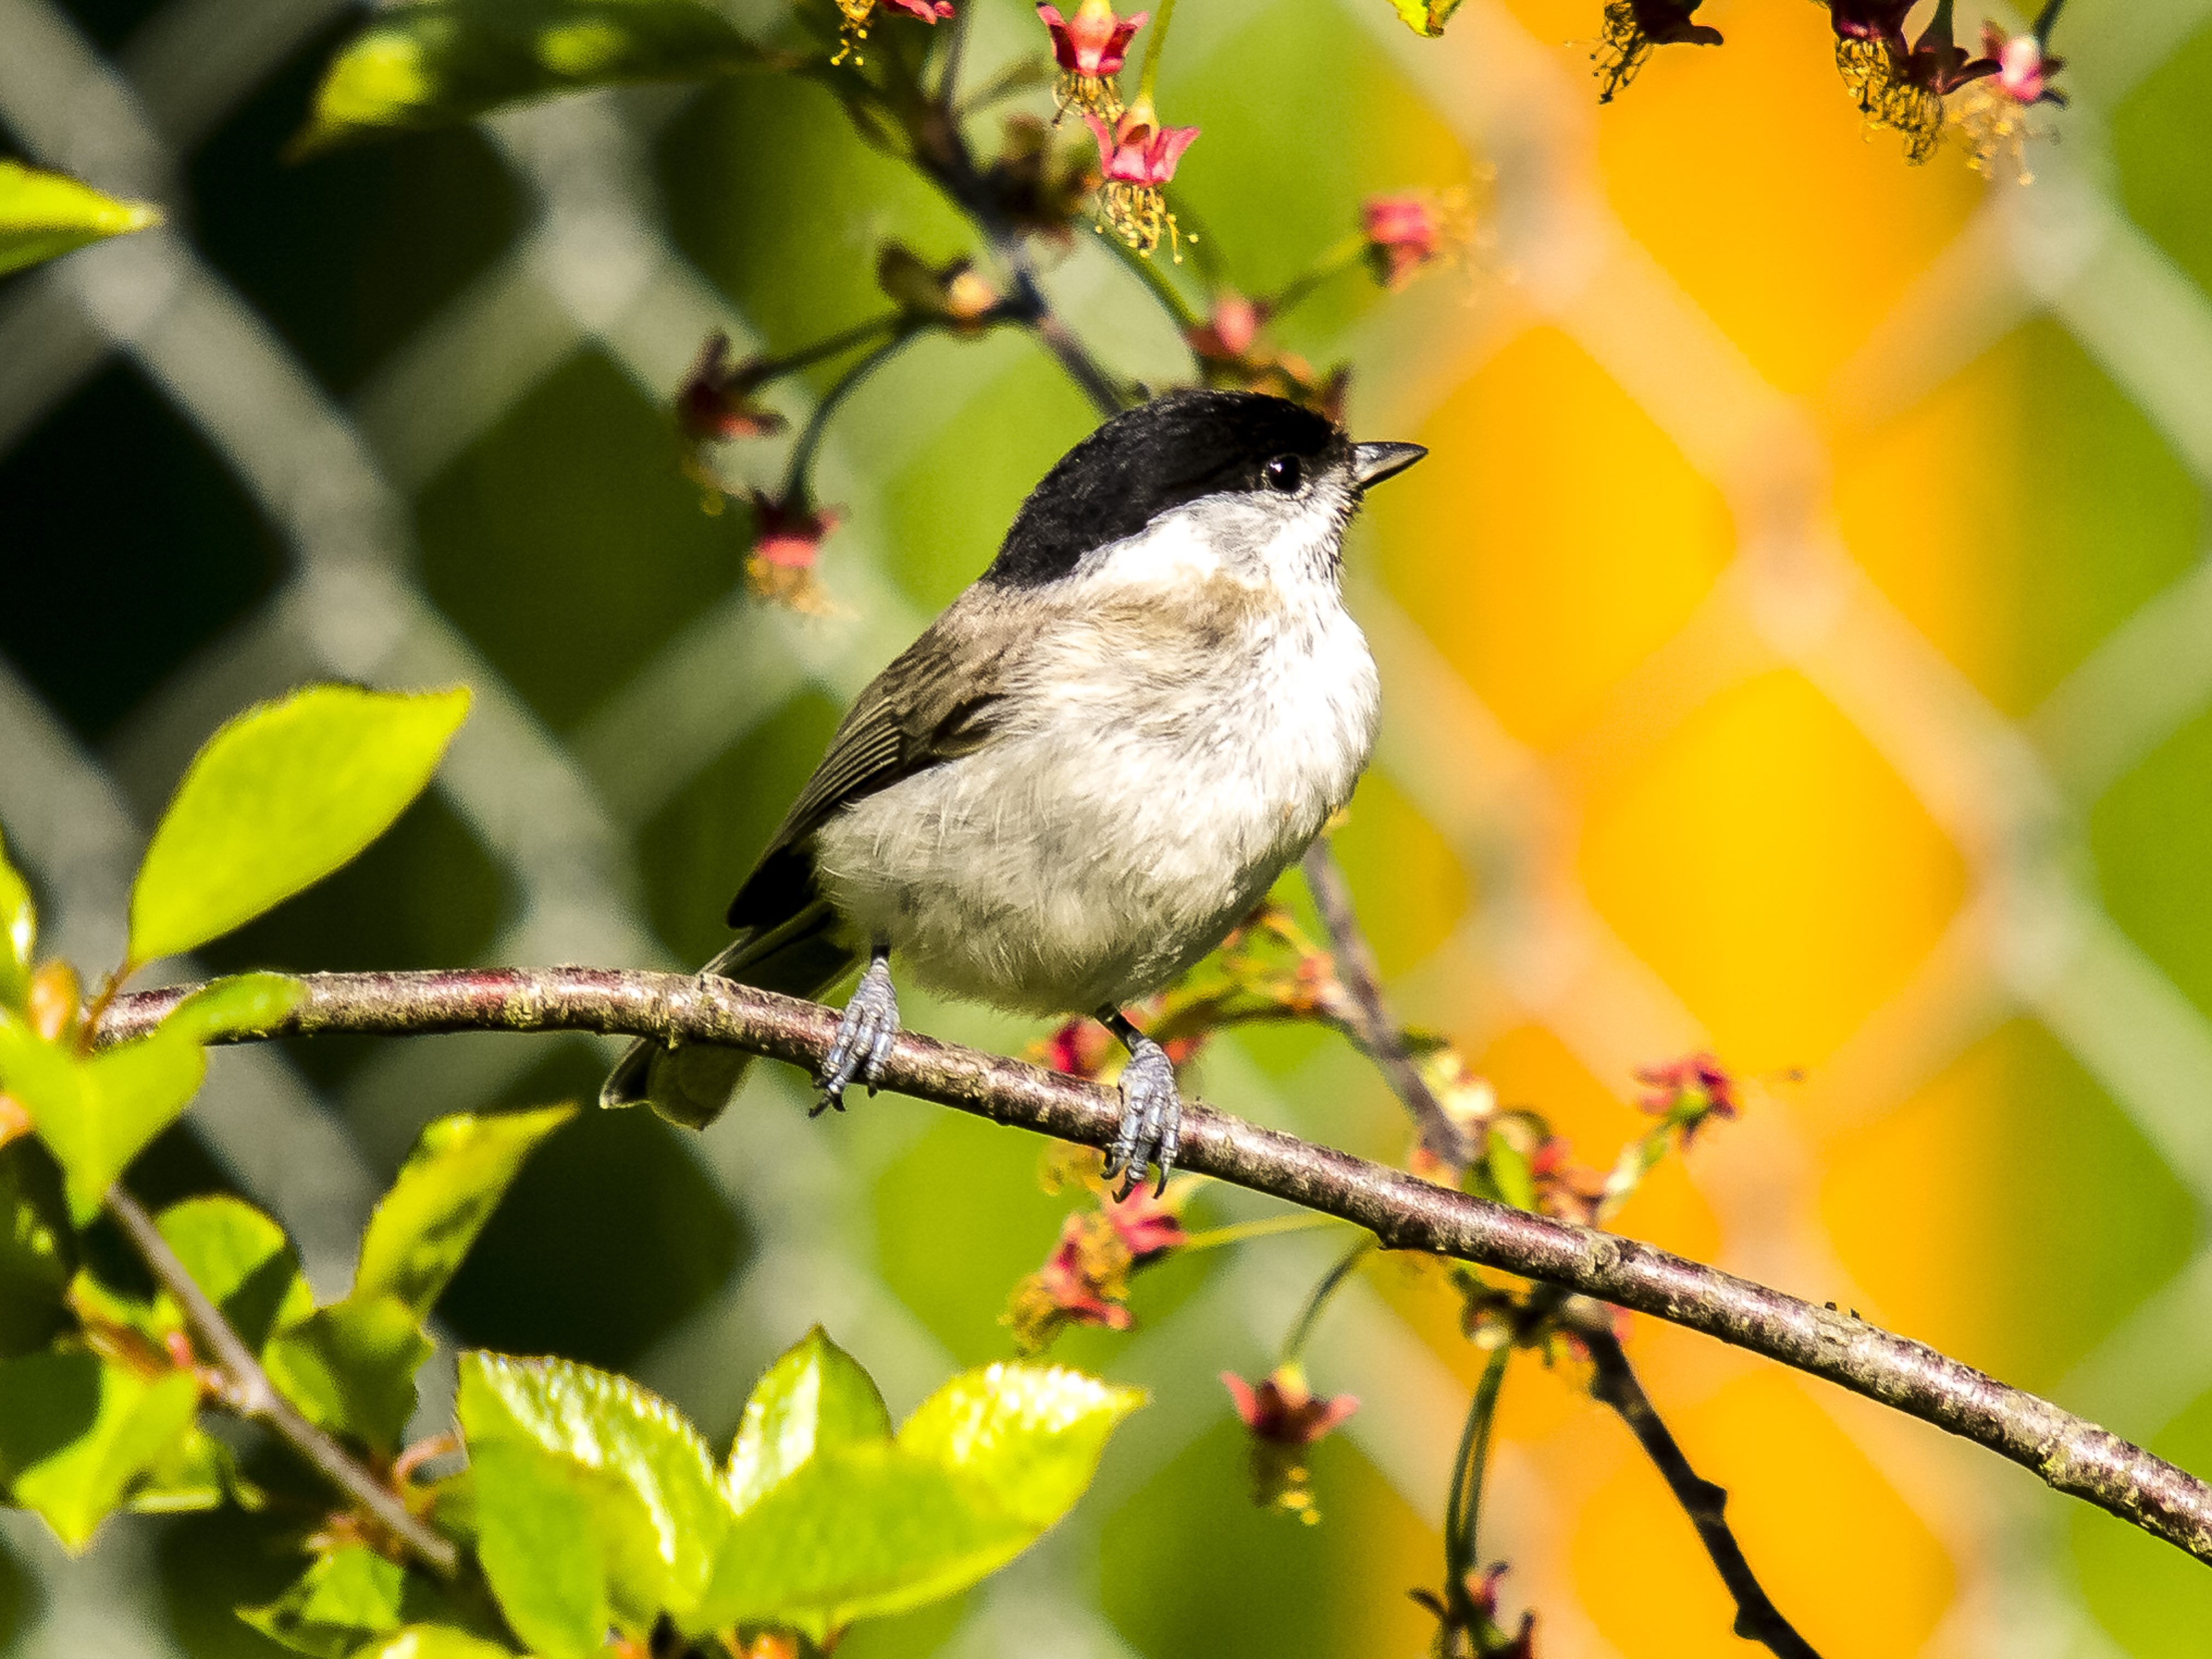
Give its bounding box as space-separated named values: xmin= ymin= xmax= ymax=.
xmin=1096 ymin=1006 xmax=1183 ymax=1199
xmin=816 ymin=945 xmax=899 ymax=1116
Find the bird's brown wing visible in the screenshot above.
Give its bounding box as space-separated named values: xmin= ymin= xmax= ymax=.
xmin=725 ymin=604 xmax=1011 ymax=935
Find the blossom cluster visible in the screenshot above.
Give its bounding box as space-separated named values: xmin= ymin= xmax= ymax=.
xmin=1592 ymin=0 xmax=2069 ymax=178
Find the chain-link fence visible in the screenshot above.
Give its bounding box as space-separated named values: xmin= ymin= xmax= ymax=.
xmin=5 ymin=0 xmax=2212 ymax=1650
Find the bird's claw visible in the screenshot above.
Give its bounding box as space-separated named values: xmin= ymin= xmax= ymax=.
xmin=1100 ymin=1034 xmax=1182 ymax=1199
xmin=815 ymin=956 xmax=898 ymax=1117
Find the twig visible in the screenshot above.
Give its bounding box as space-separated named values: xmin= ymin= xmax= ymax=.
xmin=1300 ymin=838 xmax=1469 ymax=1166
xmin=907 ymin=106 xmax=1128 ymax=419
xmin=104 ymin=1184 xmax=460 ymax=1577
xmin=100 ymin=967 xmax=2212 ymax=1569
xmin=1582 ymin=1327 xmax=1822 ymax=1659
xmin=1304 ymin=840 xmax=1815 ymax=1648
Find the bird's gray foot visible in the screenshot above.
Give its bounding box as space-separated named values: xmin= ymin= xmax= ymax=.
xmin=816 ymin=953 xmax=898 ymax=1116
xmin=1098 ymin=1011 xmax=1183 ymax=1199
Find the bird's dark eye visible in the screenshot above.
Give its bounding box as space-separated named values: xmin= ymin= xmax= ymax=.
xmin=1263 ymin=454 xmax=1303 ymax=493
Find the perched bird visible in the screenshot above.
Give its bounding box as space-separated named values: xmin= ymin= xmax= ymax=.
xmin=605 ymin=388 xmax=1425 ymax=1190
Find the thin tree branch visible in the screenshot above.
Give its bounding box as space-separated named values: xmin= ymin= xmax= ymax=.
xmin=103 ymin=1183 xmax=460 ymax=1577
xmin=100 ymin=966 xmax=2212 ymax=1570
xmin=1304 ymin=842 xmax=1815 ymax=1649
xmin=1300 ymin=838 xmax=1469 ymax=1166
xmin=1581 ymin=1326 xmax=1821 ymax=1659
xmin=909 ymin=105 xmax=1129 ymax=419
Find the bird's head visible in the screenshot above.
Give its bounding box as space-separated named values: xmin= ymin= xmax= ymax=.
xmin=985 ymin=389 xmax=1426 ymax=594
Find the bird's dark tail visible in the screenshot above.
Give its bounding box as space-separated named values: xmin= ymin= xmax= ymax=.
xmin=600 ymin=905 xmax=857 ymax=1128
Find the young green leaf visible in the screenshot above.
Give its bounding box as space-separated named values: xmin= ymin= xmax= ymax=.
xmin=155 ymin=1194 xmax=313 ymax=1354
xmin=0 ymin=160 xmax=161 ymax=279
xmin=0 ymin=1012 xmax=206 ymax=1223
xmin=0 ymin=1350 xmax=199 ymax=1551
xmin=1484 ymin=1136 xmax=1537 ymax=1214
xmin=1387 ymin=0 xmax=1465 ymax=35
xmin=296 ymin=0 xmax=761 ymax=155
xmin=466 ymin=1436 xmax=610 ymax=1657
xmin=159 ymin=972 xmax=308 ymax=1046
xmin=359 ymin=1628 xmax=520 ymax=1659
xmin=694 ymin=1358 xmax=1143 ymax=1638
xmin=243 ymin=1542 xmax=504 ymax=1657
xmin=0 ymin=1139 xmax=74 ymax=1359
xmin=128 ymin=1425 xmax=242 ymax=1515
xmin=459 ymin=1350 xmax=724 ymax=1620
xmin=725 ymin=1324 xmax=893 ymax=1514
xmin=265 ymin=1294 xmax=433 ymax=1457
xmin=695 ymin=1444 xmax=1036 ymax=1640
xmin=354 ymin=1107 xmax=573 ymax=1317
xmin=896 ymin=1362 xmax=1146 ymax=1530
xmin=240 ymin=1544 xmax=410 ymax=1658
xmin=0 ymin=826 xmax=34 ymax=1011
xmin=128 ymin=684 xmax=471 ymax=967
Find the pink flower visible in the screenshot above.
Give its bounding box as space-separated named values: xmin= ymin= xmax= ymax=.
xmin=884 ymin=0 xmax=954 ymax=16
xmin=1040 ymin=1016 xmax=1116 ymax=1079
xmin=1222 ymin=1364 xmax=1358 ymax=1521
xmin=739 ymin=490 xmax=842 ymax=611
xmin=1082 ymin=100 xmax=1198 ymax=257
xmin=1984 ymin=22 xmax=2066 ymax=106
xmin=1363 ymin=196 xmax=1441 ymax=286
xmin=1104 ymin=1182 xmax=1186 ymax=1260
xmin=1082 ymin=101 xmax=1198 ymax=186
xmin=1038 ymin=0 xmax=1146 ymax=78
xmin=1632 ymin=1051 xmax=1741 ymax=1148
xmin=1005 ymin=1211 xmax=1135 ymax=1350
xmin=1951 ymin=21 xmax=2066 ymax=182
xmin=1186 ymin=291 xmax=1265 ymax=361
xmin=675 ymin=333 xmax=786 ymax=444
xmin=1221 ymin=1365 xmax=1358 ymax=1447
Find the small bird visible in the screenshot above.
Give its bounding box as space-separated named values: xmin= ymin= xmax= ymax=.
xmin=604 ymin=388 xmax=1425 ymax=1190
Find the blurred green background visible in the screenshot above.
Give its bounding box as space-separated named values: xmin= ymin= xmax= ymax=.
xmin=5 ymin=0 xmax=2212 ymax=1651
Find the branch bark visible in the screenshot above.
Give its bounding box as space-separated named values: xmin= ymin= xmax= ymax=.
xmin=104 ymin=1184 xmax=460 ymax=1576
xmin=102 ymin=966 xmax=2212 ymax=1569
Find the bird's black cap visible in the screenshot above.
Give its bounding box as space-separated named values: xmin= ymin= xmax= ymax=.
xmin=985 ymin=390 xmax=1345 ymax=589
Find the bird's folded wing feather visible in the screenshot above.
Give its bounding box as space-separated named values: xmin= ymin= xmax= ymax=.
xmin=726 ymin=602 xmax=1012 ymax=932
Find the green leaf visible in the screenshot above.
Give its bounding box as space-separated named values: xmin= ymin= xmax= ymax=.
xmin=1485 ymin=1137 xmax=1536 ymax=1214
xmin=160 ymin=972 xmax=308 ymax=1046
xmin=0 ymin=826 xmax=33 ymax=1011
xmin=354 ymin=1107 xmax=572 ymax=1317
xmin=459 ymin=1350 xmax=724 ymax=1621
xmin=1387 ymin=0 xmax=1464 ymax=34
xmin=242 ymin=1544 xmax=504 ymax=1657
xmin=725 ymin=1324 xmax=893 ymax=1514
xmin=156 ymin=1194 xmax=312 ymax=1354
xmin=266 ymin=1295 xmax=432 ymax=1457
xmin=297 ymin=0 xmax=760 ymax=154
xmin=359 ymin=1624 xmax=520 ymax=1659
xmin=896 ymin=1362 xmax=1145 ymax=1530
xmin=239 ymin=1544 xmax=409 ymax=1658
xmin=0 ymin=1350 xmax=199 ymax=1551
xmin=128 ymin=685 xmax=471 ymax=966
xmin=697 ymin=1444 xmax=1035 ymax=1639
xmin=0 ymin=1012 xmax=206 ymax=1223
xmin=129 ymin=1425 xmax=242 ymax=1515
xmin=467 ymin=1437 xmax=609 ymax=1657
xmin=0 ymin=1139 xmax=74 ymax=1359
xmin=695 ymin=1359 xmax=1142 ymax=1638
xmin=0 ymin=160 xmax=160 ymax=279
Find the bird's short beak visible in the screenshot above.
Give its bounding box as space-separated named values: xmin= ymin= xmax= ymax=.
xmin=1352 ymin=441 xmax=1427 ymax=490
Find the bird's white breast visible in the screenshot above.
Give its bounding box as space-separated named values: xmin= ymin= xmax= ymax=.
xmin=812 ymin=516 xmax=1380 ymax=1016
